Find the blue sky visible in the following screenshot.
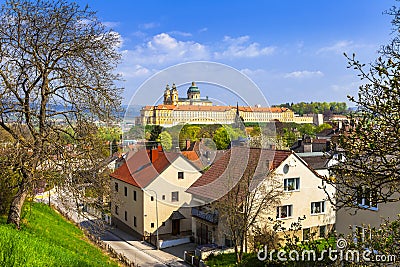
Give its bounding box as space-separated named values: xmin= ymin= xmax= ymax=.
xmin=31 ymin=1 xmax=400 ymax=105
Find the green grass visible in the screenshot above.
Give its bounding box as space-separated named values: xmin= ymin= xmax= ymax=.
xmin=206 ymin=253 xmax=265 ymax=267
xmin=0 ymin=202 xmax=119 ymax=267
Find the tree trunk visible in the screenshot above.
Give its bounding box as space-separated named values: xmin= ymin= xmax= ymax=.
xmin=7 ymin=182 xmax=28 ymax=229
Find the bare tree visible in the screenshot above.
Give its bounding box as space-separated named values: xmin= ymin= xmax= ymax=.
xmin=0 ymin=0 xmax=122 ymax=228
xmin=213 ymin=149 xmax=283 ymax=264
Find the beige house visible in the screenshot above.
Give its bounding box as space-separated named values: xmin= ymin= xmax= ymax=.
xmin=110 ymin=146 xmax=202 ymax=246
xmin=187 ymin=147 xmax=336 ymax=247
xmin=336 ymin=192 xmax=400 ymax=239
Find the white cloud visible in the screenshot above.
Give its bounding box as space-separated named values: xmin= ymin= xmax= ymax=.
xmin=132 ymin=31 xmax=147 ymax=39
xmin=330 ymin=81 xmax=361 ymax=93
xmin=139 ymin=22 xmax=160 ymax=29
xmin=122 ymin=33 xmax=210 ymax=65
xmin=168 ymin=31 xmax=192 ymax=37
xmin=198 ymin=27 xmax=208 ymax=33
xmin=215 ymin=35 xmax=275 ymax=59
xmin=110 ymin=31 xmax=124 ymax=47
xmin=241 ymin=68 xmax=266 ymax=76
xmin=119 ymin=64 xmax=151 ymax=78
xmin=284 ymin=70 xmax=324 ymax=79
xmin=103 ymin=21 xmax=120 ymax=28
xmin=317 ymin=40 xmax=356 ymax=54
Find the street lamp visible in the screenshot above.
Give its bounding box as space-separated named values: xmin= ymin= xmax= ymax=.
xmin=146 ymin=189 xmax=159 ymax=250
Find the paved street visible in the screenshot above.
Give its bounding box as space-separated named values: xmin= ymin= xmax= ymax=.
xmin=102 ymin=230 xmax=166 ymax=267
xmin=35 ymin=188 xmax=190 ymax=267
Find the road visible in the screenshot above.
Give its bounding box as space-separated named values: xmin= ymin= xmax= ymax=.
xmin=102 ymin=231 xmax=167 ymax=267
xmin=36 ymin=188 xmax=168 ymax=267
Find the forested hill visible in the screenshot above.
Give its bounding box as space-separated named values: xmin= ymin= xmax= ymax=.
xmin=274 ymin=102 xmax=348 ymax=115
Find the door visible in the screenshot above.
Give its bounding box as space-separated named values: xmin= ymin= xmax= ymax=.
xmin=172 ymin=219 xmax=180 ymax=235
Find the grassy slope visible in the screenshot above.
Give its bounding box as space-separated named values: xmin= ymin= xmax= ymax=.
xmin=0 ymin=202 xmax=118 ymax=267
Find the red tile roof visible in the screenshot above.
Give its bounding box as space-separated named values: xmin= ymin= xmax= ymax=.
xmin=141 ymin=105 xmax=293 ymax=113
xmin=186 ymin=147 xmax=292 ymax=201
xmin=110 ymin=148 xmax=179 ymax=188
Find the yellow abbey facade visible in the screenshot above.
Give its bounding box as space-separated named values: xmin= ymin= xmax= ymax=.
xmin=137 ymin=82 xmax=315 ymax=127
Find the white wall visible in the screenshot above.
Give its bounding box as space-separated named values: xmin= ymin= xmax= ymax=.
xmin=271 ymin=154 xmax=336 ymax=229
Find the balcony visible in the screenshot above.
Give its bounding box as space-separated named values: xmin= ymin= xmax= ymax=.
xmin=191 ymin=207 xmax=218 ymax=224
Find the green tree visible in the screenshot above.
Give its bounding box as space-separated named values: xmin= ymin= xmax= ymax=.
xmin=298 ymin=124 xmax=316 ymax=137
xmin=149 ymin=125 xmax=163 ymax=142
xmin=180 ymin=125 xmax=201 ymax=141
xmin=315 ymin=123 xmax=332 ymax=133
xmin=213 ymin=127 xmax=230 ymax=150
xmin=125 ymin=125 xmax=145 ymax=140
xmin=0 ymin=0 xmax=121 ymax=228
xmin=249 ymin=126 xmax=261 ymax=137
xmin=158 ymin=131 xmax=172 ymax=151
xmin=328 ymin=6 xmax=400 ymax=208
xmin=111 ymin=139 xmax=118 ymax=155
xmin=97 ymin=127 xmax=122 ymax=142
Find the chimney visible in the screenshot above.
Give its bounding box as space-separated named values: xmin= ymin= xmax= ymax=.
xmin=151 ymin=148 xmax=159 ymax=163
xmin=265 ymin=160 xmax=274 ymax=170
xmin=157 ymin=144 xmax=163 ymax=152
xmin=270 ymin=144 xmax=276 ymax=150
xmin=326 ymin=141 xmax=331 ymax=152
xmin=186 ymin=139 xmax=191 ymax=150
xmin=297 ymin=139 xmax=302 ymax=147
xmin=303 ymin=144 xmax=312 ymax=153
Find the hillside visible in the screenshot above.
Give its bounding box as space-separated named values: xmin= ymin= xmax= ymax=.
xmin=0 ymin=203 xmax=118 ymax=267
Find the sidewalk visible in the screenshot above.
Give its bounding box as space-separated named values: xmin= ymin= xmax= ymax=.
xmin=109 ymin=227 xmax=191 ymax=267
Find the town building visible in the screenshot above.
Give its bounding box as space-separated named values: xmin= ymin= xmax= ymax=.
xmin=186 ymin=147 xmax=336 ymax=247
xmin=291 ymin=135 xmax=332 ymax=153
xmin=110 ymin=145 xmax=202 ymax=248
xmin=335 ymin=194 xmax=400 ymax=240
xmin=136 ymin=82 xmax=319 ymax=127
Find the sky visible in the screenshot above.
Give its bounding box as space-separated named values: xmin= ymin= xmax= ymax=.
xmin=21 ymin=1 xmax=400 ymax=106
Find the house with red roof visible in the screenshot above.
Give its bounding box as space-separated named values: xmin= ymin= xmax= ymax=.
xmin=110 ymin=145 xmax=202 ymax=247
xmin=186 ymin=147 xmax=336 ymax=247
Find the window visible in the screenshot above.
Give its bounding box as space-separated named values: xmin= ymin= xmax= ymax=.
xmin=283 ymin=164 xmax=289 ymax=174
xmin=114 ymin=182 xmax=118 ymax=192
xmin=133 ymin=216 xmax=137 ymax=227
xmin=124 ymin=186 xmax=127 ymax=197
xmin=353 ymin=225 xmax=371 ymax=244
xmin=133 ymin=190 xmax=137 ymax=201
xmin=151 ymin=222 xmax=155 ymax=228
xmin=151 ymin=196 xmax=154 ymax=201
xmin=115 ymin=205 xmax=119 ymax=215
xmin=225 ymin=235 xmax=234 ymax=247
xmin=303 ymin=228 xmax=310 ymax=241
xmin=178 ymin=172 xmax=184 ymax=179
xmin=356 ymin=187 xmax=378 ymax=209
xmin=319 ymin=225 xmax=326 ymax=238
xmin=124 ymin=211 xmax=127 ymax=221
xmin=162 ymin=195 xmax=165 ymax=200
xmin=276 ymin=205 xmax=292 ymax=219
xmin=311 ymin=201 xmax=325 ymax=214
xmin=284 ymin=178 xmax=300 ymax=191
xmin=171 ymin=191 xmax=179 ymax=202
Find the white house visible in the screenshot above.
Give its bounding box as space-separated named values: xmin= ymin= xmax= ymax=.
xmin=110 ymin=145 xmax=202 ymax=247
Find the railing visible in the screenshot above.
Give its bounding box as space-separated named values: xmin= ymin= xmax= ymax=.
xmin=191 ymin=207 xmax=218 ymax=224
